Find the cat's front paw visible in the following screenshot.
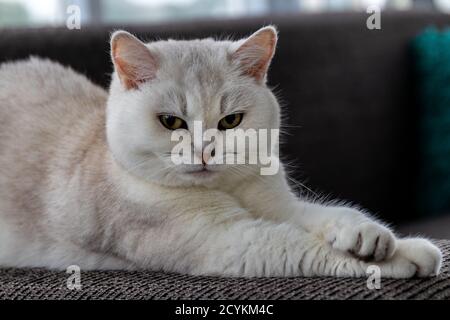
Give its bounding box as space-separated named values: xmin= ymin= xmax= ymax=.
xmin=393 ymin=238 xmax=442 ymax=277
xmin=328 ymin=216 xmax=396 ymax=262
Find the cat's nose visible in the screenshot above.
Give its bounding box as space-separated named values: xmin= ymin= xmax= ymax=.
xmin=202 ymin=148 xmax=215 ymax=166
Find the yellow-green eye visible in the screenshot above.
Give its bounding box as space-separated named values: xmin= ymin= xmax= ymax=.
xmin=159 ymin=115 xmax=188 ymax=130
xmin=218 ymin=113 xmax=243 ymax=130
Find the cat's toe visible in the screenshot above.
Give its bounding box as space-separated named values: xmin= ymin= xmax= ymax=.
xmin=360 ymin=222 xmax=396 ymax=262
xmin=330 ymin=221 xmax=396 ymax=262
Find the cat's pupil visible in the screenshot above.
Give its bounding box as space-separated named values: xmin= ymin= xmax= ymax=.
xmin=225 ymin=114 xmax=236 ymax=124
xmin=166 ymin=116 xmax=175 ymax=126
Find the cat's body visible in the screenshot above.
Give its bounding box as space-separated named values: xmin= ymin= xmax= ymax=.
xmin=0 ymin=58 xmax=123 ymax=269
xmin=0 ymin=27 xmax=442 ymax=277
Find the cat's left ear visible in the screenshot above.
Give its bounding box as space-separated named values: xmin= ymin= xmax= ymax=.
xmin=110 ymin=31 xmax=158 ymax=90
xmin=232 ymin=26 xmax=278 ymax=84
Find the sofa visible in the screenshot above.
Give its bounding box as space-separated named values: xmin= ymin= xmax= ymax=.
xmin=0 ymin=11 xmax=449 ymax=299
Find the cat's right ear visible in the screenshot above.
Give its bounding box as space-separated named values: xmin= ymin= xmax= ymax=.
xmin=110 ymin=31 xmax=158 ymax=90
xmin=231 ymin=26 xmax=278 ymax=84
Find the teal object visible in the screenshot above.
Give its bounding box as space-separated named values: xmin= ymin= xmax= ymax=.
xmin=413 ymin=27 xmax=450 ymax=215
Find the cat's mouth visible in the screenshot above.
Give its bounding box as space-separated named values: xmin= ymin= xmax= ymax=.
xmin=183 ymin=166 xmax=218 ymax=177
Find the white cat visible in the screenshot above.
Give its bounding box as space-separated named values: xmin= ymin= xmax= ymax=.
xmin=0 ymin=26 xmax=442 ymax=278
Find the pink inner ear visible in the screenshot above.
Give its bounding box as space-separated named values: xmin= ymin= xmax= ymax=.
xmin=233 ymin=28 xmax=277 ymax=82
xmin=112 ymin=34 xmax=158 ymax=90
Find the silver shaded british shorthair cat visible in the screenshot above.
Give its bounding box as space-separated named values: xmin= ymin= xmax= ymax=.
xmin=0 ymin=26 xmax=442 ymax=278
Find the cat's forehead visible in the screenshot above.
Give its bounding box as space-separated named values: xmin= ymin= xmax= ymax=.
xmin=147 ymin=39 xmax=253 ymax=117
xmin=149 ymin=39 xmax=233 ymax=86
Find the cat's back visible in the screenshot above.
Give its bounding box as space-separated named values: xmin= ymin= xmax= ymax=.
xmin=0 ymin=57 xmax=107 ymax=120
xmin=0 ymin=57 xmax=107 ymax=148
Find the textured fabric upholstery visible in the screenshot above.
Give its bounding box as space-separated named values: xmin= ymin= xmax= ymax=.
xmin=0 ymin=240 xmax=448 ymax=300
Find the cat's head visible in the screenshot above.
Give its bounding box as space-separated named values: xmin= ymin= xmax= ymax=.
xmin=106 ymin=27 xmax=280 ymax=187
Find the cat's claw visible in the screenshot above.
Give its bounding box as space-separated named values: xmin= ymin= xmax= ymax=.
xmin=328 ymin=219 xmax=396 ymax=262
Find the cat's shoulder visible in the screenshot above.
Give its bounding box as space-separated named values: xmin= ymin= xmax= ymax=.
xmin=0 ymin=57 xmax=107 ymax=100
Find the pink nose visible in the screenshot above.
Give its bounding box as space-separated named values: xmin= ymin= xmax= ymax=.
xmin=202 ymin=148 xmax=215 ymax=165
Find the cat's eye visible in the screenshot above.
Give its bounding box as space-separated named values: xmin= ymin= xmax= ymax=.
xmin=218 ymin=113 xmax=244 ymax=130
xmin=159 ymin=115 xmax=188 ymax=130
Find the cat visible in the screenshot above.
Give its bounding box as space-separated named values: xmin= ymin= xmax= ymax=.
xmin=0 ymin=26 xmax=442 ymax=278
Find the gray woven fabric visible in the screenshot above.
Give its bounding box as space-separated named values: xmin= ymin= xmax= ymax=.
xmin=0 ymin=240 xmax=448 ymax=300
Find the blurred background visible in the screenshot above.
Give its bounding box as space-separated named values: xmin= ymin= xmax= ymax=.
xmin=1 ymin=0 xmax=450 ymax=28
xmin=1 ymin=0 xmax=450 ymax=239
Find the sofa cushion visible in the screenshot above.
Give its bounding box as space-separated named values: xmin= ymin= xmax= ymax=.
xmin=413 ymin=28 xmax=450 ymax=216
xmin=0 ymin=240 xmax=448 ymax=300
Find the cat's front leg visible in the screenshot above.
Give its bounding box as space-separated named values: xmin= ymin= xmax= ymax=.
xmin=103 ymin=185 xmax=440 ymax=278
xmin=231 ymin=171 xmax=441 ymax=273
xmin=231 ymin=172 xmax=397 ymax=261
xmin=108 ymin=209 xmax=440 ymax=278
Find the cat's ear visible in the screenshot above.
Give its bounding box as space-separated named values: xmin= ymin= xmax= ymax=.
xmin=110 ymin=31 xmax=158 ymax=90
xmin=232 ymin=26 xmax=278 ymax=83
